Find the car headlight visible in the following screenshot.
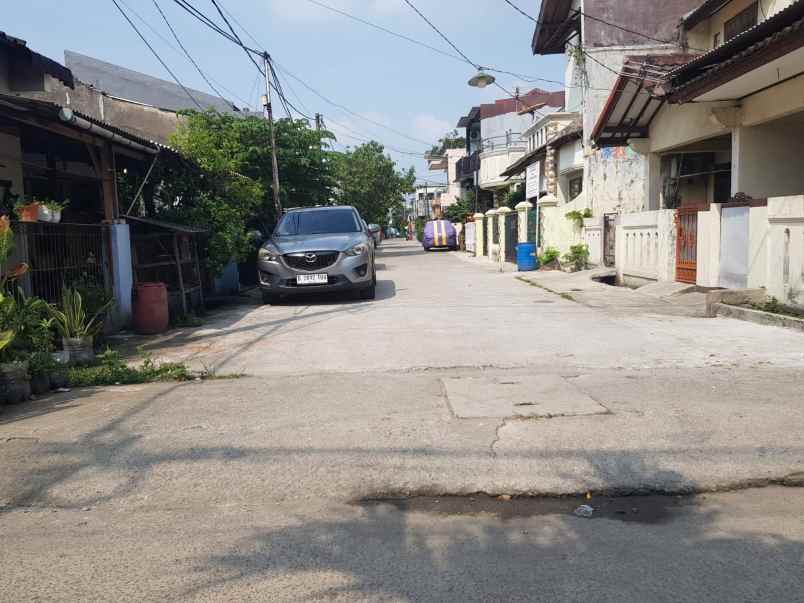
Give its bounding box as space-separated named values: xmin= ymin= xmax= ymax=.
xmin=344 ymin=243 xmax=369 ymax=257
xmin=258 ymin=247 xmax=280 ymax=262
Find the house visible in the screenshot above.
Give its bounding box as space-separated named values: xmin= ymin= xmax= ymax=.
xmin=530 ymin=0 xmax=705 ymax=268
xmin=455 ymin=89 xmax=564 ymax=212
xmin=0 ymin=32 xmax=204 ymax=325
xmin=591 ymin=0 xmax=804 ymax=304
xmin=426 ymin=148 xmax=467 ymax=211
xmin=412 ymin=184 xmax=447 ymax=218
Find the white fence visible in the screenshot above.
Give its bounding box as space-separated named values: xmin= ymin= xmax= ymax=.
xmin=464 ymin=221 xmax=476 ymax=253
xmin=616 ymin=210 xmax=676 ymax=283
xmin=582 ymin=217 xmax=603 ymax=266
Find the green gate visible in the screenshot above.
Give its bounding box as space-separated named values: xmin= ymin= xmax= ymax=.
xmin=527 ymin=208 xmax=539 ymax=245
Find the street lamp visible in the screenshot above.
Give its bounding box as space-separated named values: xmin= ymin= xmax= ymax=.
xmin=468 ymin=70 xmax=496 ymax=89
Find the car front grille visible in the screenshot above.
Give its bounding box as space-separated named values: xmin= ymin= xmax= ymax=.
xmin=283 ymin=251 xmax=339 ymax=271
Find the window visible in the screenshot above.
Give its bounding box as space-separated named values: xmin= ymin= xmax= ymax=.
xmin=713 ymin=32 xmax=720 ymax=48
xmin=569 ymin=176 xmax=583 ymax=200
xmin=724 ymin=2 xmax=758 ymax=41
xmin=275 ymin=209 xmax=361 ymax=236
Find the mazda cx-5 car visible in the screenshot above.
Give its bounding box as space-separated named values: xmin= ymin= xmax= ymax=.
xmin=257 ymin=206 xmax=376 ymax=304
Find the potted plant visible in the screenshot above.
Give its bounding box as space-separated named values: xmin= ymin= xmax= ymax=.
xmin=15 ymin=199 xmax=41 ymax=223
xmin=0 ymin=330 xmax=30 ymax=404
xmin=45 ymin=199 xmax=68 ymax=223
xmin=27 ymin=351 xmax=55 ymax=395
xmin=50 ymin=288 xmax=113 ymax=365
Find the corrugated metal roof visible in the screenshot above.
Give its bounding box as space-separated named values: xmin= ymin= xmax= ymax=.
xmin=0 ymin=31 xmax=74 ymax=87
xmin=125 ymin=215 xmax=208 ymax=234
xmin=65 ymin=50 xmax=238 ymax=114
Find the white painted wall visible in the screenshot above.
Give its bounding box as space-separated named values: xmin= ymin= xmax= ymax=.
xmin=615 ymin=210 xmax=676 ymax=283
xmin=538 ymin=195 xmax=584 ymax=255
xmin=583 ymin=217 xmax=604 ymax=266
xmin=766 ymin=195 xmax=804 ymax=305
xmin=732 ymin=122 xmax=804 ymax=198
xmin=687 ymin=0 xmax=792 ymax=51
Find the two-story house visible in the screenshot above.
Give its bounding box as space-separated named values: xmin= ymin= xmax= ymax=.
xmin=455 ymin=88 xmax=564 ymax=212
xmin=591 ymin=0 xmax=804 ymax=304
xmin=531 ymin=0 xmax=704 ymax=269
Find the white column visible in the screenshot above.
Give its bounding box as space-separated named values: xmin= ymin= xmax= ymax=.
xmin=473 ymin=212 xmax=486 ymax=258
xmin=110 ymin=222 xmax=134 ymax=328
xmin=515 ymin=201 xmax=533 ymax=243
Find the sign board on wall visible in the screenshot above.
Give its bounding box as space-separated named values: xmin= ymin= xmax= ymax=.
xmin=525 ymin=161 xmax=541 ymax=200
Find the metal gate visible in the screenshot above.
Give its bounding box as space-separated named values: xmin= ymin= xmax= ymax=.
xmin=465 ymin=221 xmax=476 ymax=253
xmin=7 ymin=222 xmax=111 ymax=304
xmin=505 ymin=212 xmax=518 ymax=263
xmin=675 ymin=208 xmax=699 ymax=284
xmin=527 ymin=208 xmax=539 ymax=244
xmin=603 ymin=213 xmax=617 ymax=267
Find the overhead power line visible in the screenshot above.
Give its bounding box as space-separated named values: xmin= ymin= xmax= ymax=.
xmin=110 ymin=0 xmax=203 ymax=110
xmin=151 ymin=0 xmax=230 ymax=106
xmin=116 ymin=0 xmax=256 ymax=109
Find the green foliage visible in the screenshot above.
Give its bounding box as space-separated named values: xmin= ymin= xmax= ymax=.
xmin=563 ymin=244 xmax=590 ymax=271
xmin=504 ymin=185 xmax=526 ymax=209
xmin=69 ymin=274 xmax=114 ymax=324
xmin=332 ymin=141 xmax=415 ymax=224
xmin=429 ymin=129 xmax=466 ymax=157
xmin=160 ymin=111 xmax=336 ymax=273
xmin=539 ymin=246 xmax=561 ymax=266
xmin=67 ymin=349 xmax=191 ymax=387
xmin=565 ymin=208 xmax=593 ymax=229
xmin=415 ymin=217 xmax=426 ymax=242
xmin=443 ymin=197 xmax=473 ymax=223
xmin=0 ymin=289 xmax=53 ymax=363
xmin=28 ymin=350 xmax=58 ymax=377
xmin=49 ymin=288 xmax=113 ymax=339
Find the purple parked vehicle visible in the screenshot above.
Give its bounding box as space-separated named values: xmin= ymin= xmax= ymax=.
xmin=422 ymin=220 xmax=458 ymax=251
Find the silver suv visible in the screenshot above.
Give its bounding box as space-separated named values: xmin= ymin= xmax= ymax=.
xmin=257 ymin=206 xmax=376 ymax=304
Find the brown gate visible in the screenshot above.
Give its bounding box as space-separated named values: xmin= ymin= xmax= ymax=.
xmin=603 ymin=213 xmax=617 ymax=267
xmin=675 ymin=208 xmax=699 ymax=284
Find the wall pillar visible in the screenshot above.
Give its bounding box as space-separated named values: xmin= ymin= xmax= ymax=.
xmin=497 ymin=206 xmax=512 ymax=263
xmin=109 ymin=222 xmax=133 ymax=329
xmin=515 ymin=201 xmax=533 ymax=244
xmin=473 ymin=212 xmax=486 ymax=258
xmin=485 ymin=208 xmax=497 ymax=260
xmin=100 ymin=142 xmax=119 ymax=221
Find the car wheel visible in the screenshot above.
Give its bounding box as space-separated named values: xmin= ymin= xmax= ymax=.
xmin=359 ymin=271 xmax=377 ymax=300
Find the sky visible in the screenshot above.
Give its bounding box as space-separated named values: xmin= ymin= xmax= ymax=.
xmin=5 ymin=0 xmax=566 ymax=184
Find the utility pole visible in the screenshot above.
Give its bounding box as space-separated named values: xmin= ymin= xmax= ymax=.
xmin=262 ymin=52 xmax=282 ymax=218
xmin=315 ymin=113 xmax=322 ymax=131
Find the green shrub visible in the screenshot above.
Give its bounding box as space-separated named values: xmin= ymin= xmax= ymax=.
xmin=67 ymin=349 xmax=190 ymax=387
xmin=539 ymin=247 xmax=561 ymax=266
xmin=565 ymin=208 xmax=593 ymax=229
xmin=563 ymin=244 xmax=590 ymax=271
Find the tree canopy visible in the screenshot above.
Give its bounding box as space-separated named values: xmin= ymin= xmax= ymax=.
xmin=332 ymin=141 xmax=415 ymax=224
xmin=429 ymin=129 xmax=466 ymax=157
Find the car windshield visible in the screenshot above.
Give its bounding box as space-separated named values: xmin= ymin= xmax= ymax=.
xmin=275 ymin=209 xmax=361 ymax=236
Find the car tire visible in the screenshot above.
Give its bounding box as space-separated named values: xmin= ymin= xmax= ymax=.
xmin=359 ymin=271 xmax=377 ymax=300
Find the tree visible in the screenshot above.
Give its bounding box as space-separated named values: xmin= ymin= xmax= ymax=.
xmin=443 ymin=196 xmax=472 ymax=222
xmin=333 ymin=142 xmax=415 ymax=224
xmin=429 ymin=129 xmax=466 ymax=157
xmin=148 ymin=110 xmax=336 ymax=273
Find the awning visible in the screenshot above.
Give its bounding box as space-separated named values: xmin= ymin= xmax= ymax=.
xmin=664 ymin=0 xmax=804 ymax=103
xmin=591 ymin=55 xmax=697 ymax=147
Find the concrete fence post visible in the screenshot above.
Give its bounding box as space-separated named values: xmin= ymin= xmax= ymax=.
xmin=485 ymin=208 xmax=497 ymax=260
xmin=473 ymin=212 xmax=486 ymax=258
xmin=497 ymin=206 xmax=512 ymax=264
xmin=515 ymin=201 xmax=533 ymax=246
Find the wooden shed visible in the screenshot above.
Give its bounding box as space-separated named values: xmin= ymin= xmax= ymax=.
xmin=126 ymin=215 xmax=207 ymax=317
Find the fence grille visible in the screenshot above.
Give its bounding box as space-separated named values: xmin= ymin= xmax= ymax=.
xmin=505 ymin=213 xmax=518 ymax=263
xmin=464 ymin=222 xmax=476 ymax=253
xmin=6 ymin=222 xmax=110 ymax=304
xmin=492 ymin=216 xmax=499 ymax=245
xmin=527 ymin=208 xmax=539 ymax=244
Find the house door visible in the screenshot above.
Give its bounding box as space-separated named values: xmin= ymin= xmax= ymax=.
xmin=603 ymin=213 xmax=617 ymax=267
xmin=505 ymin=212 xmax=519 ymax=263
xmin=719 ymin=206 xmax=750 ymax=289
xmin=675 ymin=208 xmax=699 ymax=284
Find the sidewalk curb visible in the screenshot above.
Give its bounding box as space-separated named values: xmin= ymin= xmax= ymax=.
xmin=712 ymin=303 xmax=804 ymax=333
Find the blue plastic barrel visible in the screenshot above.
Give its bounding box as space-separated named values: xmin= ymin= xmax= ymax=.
xmin=516 ymin=242 xmax=538 ymax=272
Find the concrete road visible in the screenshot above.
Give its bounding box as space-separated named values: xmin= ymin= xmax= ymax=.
xmin=1 ymin=240 xmax=803 ymax=601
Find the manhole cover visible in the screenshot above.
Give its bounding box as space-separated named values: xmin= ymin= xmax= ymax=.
xmin=443 ymin=375 xmax=607 ymax=419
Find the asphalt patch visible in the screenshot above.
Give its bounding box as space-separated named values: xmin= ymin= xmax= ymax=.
xmin=359 ymin=493 xmax=697 ymax=525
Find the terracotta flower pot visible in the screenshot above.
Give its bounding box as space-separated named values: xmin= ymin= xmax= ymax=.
xmin=18 ymin=203 xmax=41 ymax=222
